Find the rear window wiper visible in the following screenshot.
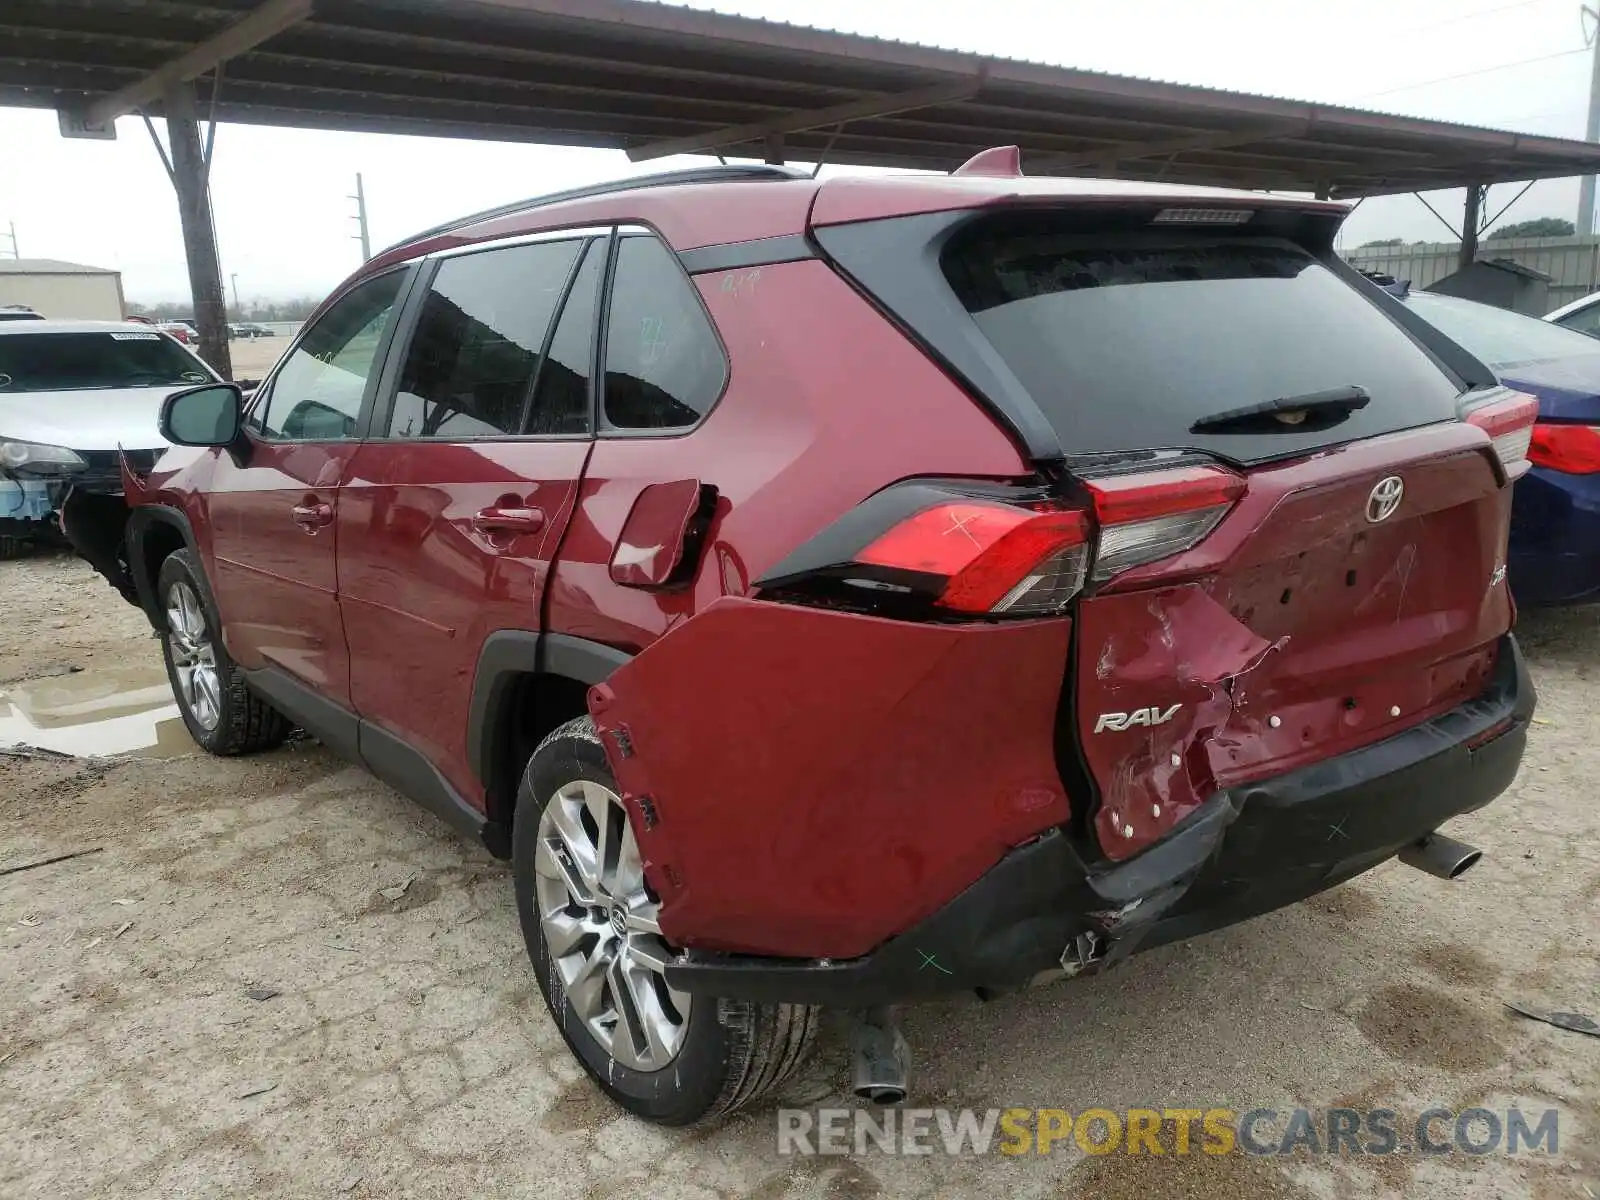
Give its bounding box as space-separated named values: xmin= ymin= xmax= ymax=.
xmin=1190 ymin=385 xmax=1370 ymax=434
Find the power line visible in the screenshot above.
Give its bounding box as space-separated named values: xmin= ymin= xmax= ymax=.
xmin=1385 ymin=0 xmax=1547 ymax=37
xmin=1353 ymin=46 xmax=1586 ymax=100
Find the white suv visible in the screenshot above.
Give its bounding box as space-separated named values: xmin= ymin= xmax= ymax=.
xmin=0 ymin=320 xmax=215 ymax=562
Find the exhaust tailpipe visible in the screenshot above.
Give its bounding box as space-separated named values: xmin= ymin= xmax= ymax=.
xmin=851 ymin=1006 xmax=910 ymax=1105
xmin=1398 ymin=832 xmax=1482 ymax=880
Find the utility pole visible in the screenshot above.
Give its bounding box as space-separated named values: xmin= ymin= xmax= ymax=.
xmin=2 ymin=220 xmax=17 ymax=258
xmin=350 ymin=172 xmax=371 ymax=262
xmin=230 ymin=272 xmax=240 ymax=315
xmin=1581 ymin=5 xmax=1600 ymax=234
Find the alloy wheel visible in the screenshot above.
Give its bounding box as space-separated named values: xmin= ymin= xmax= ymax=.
xmin=165 ymin=580 xmax=221 ymax=731
xmin=534 ymin=779 xmax=690 ymax=1071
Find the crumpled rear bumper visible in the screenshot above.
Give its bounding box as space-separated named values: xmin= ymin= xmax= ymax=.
xmin=663 ymin=633 xmax=1534 ymax=1006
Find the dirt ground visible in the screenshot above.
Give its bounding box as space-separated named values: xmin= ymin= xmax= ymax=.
xmin=1 ymin=554 xmax=1596 ymax=1199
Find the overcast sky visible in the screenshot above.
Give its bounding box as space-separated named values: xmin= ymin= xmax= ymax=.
xmin=0 ymin=0 xmax=1593 ymax=303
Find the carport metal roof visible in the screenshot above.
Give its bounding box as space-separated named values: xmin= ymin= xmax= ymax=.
xmin=7 ymin=0 xmax=1600 ymax=200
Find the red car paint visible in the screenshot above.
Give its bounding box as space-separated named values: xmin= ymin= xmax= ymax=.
xmin=543 ymin=259 xmax=1029 ymax=654
xmin=590 ymin=598 xmax=1072 ymax=959
xmin=1076 ymin=423 xmax=1514 ymax=859
xmin=208 ymin=440 xmax=359 ymax=703
xmin=334 ymin=437 xmax=592 ymax=804
xmin=126 ymin=162 xmax=1531 ymax=969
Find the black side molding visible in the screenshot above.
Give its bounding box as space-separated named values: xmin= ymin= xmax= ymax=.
xmin=244 ymin=665 xmax=361 ymax=763
xmin=543 ymin=632 xmax=632 ymax=684
xmin=678 ymin=233 xmax=819 ymax=275
xmin=361 ymin=720 xmax=492 ymax=851
xmin=242 ymin=665 xmax=496 ymax=855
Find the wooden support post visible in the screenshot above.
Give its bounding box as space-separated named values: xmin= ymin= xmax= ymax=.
xmin=164 ymin=81 xmax=231 ymax=379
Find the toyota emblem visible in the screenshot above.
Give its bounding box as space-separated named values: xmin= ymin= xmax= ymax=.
xmin=1366 ymin=475 xmax=1404 ymax=523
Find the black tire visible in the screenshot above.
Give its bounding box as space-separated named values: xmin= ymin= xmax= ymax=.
xmin=156 ymin=548 xmax=291 ymax=756
xmin=512 ymin=716 xmax=820 ymax=1126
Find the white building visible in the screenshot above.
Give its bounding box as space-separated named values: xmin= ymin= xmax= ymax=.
xmin=0 ymin=259 xmax=125 ymax=320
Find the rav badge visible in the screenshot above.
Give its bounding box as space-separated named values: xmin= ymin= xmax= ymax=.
xmin=1094 ymin=704 xmax=1184 ymax=733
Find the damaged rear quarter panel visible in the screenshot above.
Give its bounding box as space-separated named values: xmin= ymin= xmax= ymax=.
xmin=588 ymin=596 xmax=1072 ymax=960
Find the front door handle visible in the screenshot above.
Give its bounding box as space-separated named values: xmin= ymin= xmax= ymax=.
xmin=291 ymin=501 xmax=333 ymax=530
xmin=472 ymin=507 xmax=546 ymax=535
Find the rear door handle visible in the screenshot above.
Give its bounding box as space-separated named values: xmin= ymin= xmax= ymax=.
xmin=472 ymin=507 xmax=546 ymax=535
xmin=291 ymin=501 xmax=333 ymax=530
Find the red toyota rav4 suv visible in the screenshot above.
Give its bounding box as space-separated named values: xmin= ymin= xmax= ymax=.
xmin=92 ymin=152 xmax=1536 ymax=1126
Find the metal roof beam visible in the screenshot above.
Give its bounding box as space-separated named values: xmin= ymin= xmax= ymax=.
xmin=79 ymin=0 xmax=313 ymax=129
xmin=625 ymin=75 xmax=984 ymax=162
xmin=1027 ymin=121 xmax=1309 ymax=174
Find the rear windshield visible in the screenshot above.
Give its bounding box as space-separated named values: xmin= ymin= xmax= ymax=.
xmin=0 ymin=332 xmax=213 ymax=393
xmin=941 ymin=223 xmax=1463 ymax=462
xmin=1403 ymin=291 xmax=1600 ymax=371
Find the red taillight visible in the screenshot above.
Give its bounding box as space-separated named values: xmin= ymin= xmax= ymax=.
xmin=1086 ymin=465 xmax=1245 ymax=582
xmin=845 ymin=466 xmax=1243 ymax=615
xmin=858 ymin=501 xmax=1090 ymax=614
xmin=1528 ymin=423 xmax=1600 ymax=474
xmin=1464 ymin=392 xmax=1539 ymax=473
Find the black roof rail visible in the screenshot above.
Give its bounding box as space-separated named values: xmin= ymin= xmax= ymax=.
xmin=382 ymin=163 xmax=813 ymax=255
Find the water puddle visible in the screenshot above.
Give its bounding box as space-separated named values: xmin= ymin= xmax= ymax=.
xmin=0 ymin=664 xmax=194 ymax=758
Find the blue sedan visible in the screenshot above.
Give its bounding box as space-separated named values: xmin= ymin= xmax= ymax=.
xmin=1398 ymin=291 xmax=1600 ymax=606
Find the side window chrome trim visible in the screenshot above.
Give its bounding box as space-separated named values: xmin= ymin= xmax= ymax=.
xmin=426 ymin=225 xmax=619 ymax=261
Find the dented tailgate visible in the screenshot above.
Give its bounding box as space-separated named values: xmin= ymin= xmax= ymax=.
xmin=588 ymin=596 xmax=1072 ymax=960
xmin=1075 ymin=423 xmax=1514 ymax=860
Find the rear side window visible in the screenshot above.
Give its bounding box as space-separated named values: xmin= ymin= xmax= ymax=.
xmin=601 ymin=235 xmax=725 ymax=431
xmin=940 ymin=220 xmax=1463 ymax=461
xmin=390 ymin=239 xmax=581 ymax=438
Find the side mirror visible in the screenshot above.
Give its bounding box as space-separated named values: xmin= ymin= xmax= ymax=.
xmin=161 ymin=383 xmax=243 ymax=448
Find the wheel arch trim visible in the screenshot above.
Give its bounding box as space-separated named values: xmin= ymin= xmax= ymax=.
xmin=126 ymin=505 xmax=203 ymax=630
xmin=467 ymin=630 xmax=634 ymax=789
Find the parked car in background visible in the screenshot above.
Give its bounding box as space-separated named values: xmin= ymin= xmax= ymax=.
xmin=1392 ymin=289 xmax=1600 ymax=606
xmin=1545 ymin=288 xmax=1600 ymax=338
xmin=157 ymin=321 xmax=198 ymax=346
xmin=84 ymin=160 xmax=1535 ymax=1126
xmin=0 ymin=320 xmax=214 ymax=563
xmin=0 ymin=305 xmax=42 ymax=321
xmin=229 ymin=321 xmax=274 ymax=339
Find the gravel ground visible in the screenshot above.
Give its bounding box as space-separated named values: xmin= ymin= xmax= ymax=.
xmin=226 ymin=335 xmax=290 ymax=382
xmin=1 ymin=554 xmax=1596 ymax=1199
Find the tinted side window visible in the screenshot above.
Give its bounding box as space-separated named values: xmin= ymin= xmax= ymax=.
xmin=527 ymin=240 xmax=604 ymax=436
xmin=388 ymin=240 xmax=581 ymax=439
xmin=254 ymin=270 xmax=404 ymax=441
xmin=601 ymin=236 xmax=725 ymax=431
